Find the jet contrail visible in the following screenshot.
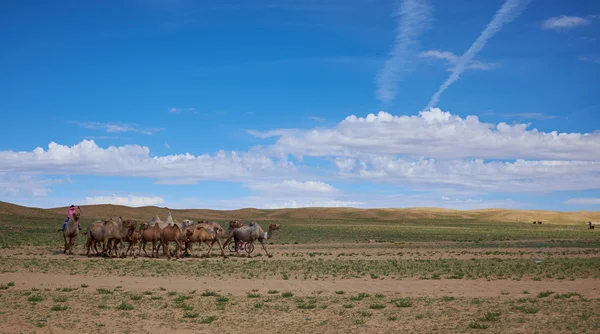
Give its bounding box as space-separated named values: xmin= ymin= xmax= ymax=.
xmin=425 ymin=0 xmax=533 ymax=110
xmin=376 ymin=0 xmax=432 ymax=103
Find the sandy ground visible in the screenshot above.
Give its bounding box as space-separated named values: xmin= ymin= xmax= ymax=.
xmin=1 ymin=272 xmax=599 ymax=298
xmin=1 ymin=243 xmax=599 ymax=333
xmin=5 ymin=243 xmax=600 ymax=261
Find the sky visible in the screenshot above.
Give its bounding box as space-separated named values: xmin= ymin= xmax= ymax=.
xmin=0 ymin=0 xmax=599 ymax=211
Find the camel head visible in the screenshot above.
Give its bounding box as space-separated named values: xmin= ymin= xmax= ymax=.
xmin=228 ymin=220 xmax=242 ymax=229
xmin=139 ymin=221 xmax=148 ymax=230
xmin=185 ymin=226 xmax=199 ymax=238
xmin=269 ymin=223 xmax=281 ymax=231
xmin=72 ymin=213 xmax=81 ymax=221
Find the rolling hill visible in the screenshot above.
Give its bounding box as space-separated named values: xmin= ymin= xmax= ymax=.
xmin=0 ymin=201 xmax=598 ymax=225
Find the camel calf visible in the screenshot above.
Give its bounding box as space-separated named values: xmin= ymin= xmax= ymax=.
xmin=160 ymin=224 xmax=184 ymax=259
xmin=138 ymin=222 xmax=162 ymax=258
xmin=185 ymin=225 xmax=228 ymax=258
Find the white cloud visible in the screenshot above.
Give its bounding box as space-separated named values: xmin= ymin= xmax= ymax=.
xmin=246 ymin=129 xmax=293 ymax=139
xmin=263 ymin=108 xmax=600 ymax=161
xmin=247 ymin=180 xmax=336 ymax=194
xmin=481 ymin=111 xmax=557 ymax=120
xmin=426 ymin=0 xmax=532 ymax=109
xmin=579 ymin=55 xmax=600 ymax=64
xmin=164 ymin=143 xmax=171 ymax=149
xmin=564 ymin=198 xmax=600 ymax=206
xmin=0 ymin=174 xmax=69 ymax=197
xmin=73 ymin=121 xmax=163 ymax=135
xmin=542 ymin=15 xmax=591 ymax=30
xmin=169 ymin=194 xmax=518 ymax=211
xmin=340 ymin=156 xmax=600 ymax=193
xmin=308 ymin=116 xmax=325 ymax=122
xmin=441 ymin=196 xmax=451 ymax=200
xmin=169 ymin=107 xmax=196 ymax=113
xmin=250 ymin=108 xmax=600 ymax=193
xmin=264 ymin=200 xmax=365 ymax=209
xmin=0 ymin=140 xmax=294 ymax=183
xmin=420 ymin=50 xmax=498 ymax=71
xmin=83 ymin=194 xmax=165 ymax=207
xmin=376 ymin=0 xmax=432 ymax=103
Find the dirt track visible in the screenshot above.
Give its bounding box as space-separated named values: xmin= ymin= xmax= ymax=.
xmin=1 ymin=272 xmax=599 ymax=298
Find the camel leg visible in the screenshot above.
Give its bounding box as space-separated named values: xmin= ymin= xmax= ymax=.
xmin=131 ymin=241 xmax=137 ymax=258
xmin=68 ymin=237 xmax=74 ymax=255
xmin=163 ymin=241 xmax=171 ymax=259
xmin=187 ymin=242 xmax=195 ymax=257
xmin=140 ymin=240 xmax=146 ymax=257
xmin=174 ymin=241 xmax=181 ymax=259
xmin=63 ymin=234 xmax=68 ymax=254
xmin=102 ymin=239 xmax=109 ymax=257
xmin=259 ymin=239 xmax=273 ymax=258
xmin=222 ymin=236 xmax=232 ymax=250
xmin=214 ymin=238 xmax=228 ymax=258
xmin=86 ymin=238 xmax=93 ymax=257
xmin=204 ymin=241 xmax=213 ymax=257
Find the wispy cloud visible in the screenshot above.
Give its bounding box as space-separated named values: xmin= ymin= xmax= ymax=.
xmin=481 ymin=111 xmax=556 ymax=120
xmin=169 ymin=107 xmax=196 ymax=113
xmin=246 ymin=129 xmax=291 ymax=139
xmin=420 ymin=50 xmax=498 ymax=71
xmin=375 ymin=0 xmax=432 ymax=103
xmin=73 ymin=121 xmax=163 ymax=135
xmin=164 ymin=143 xmax=171 ymax=149
xmin=564 ymin=197 xmax=600 ymax=205
xmin=426 ymin=0 xmax=532 ymax=110
xmin=308 ymin=116 xmax=325 ymax=122
xmin=83 ymin=194 xmax=165 ymax=207
xmin=542 ymin=15 xmax=591 ymax=30
xmin=579 ymin=55 xmax=600 ymax=64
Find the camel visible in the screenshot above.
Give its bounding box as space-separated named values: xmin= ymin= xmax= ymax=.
xmin=85 ymin=218 xmax=111 ymax=256
xmin=220 ymin=221 xmax=244 ymax=250
xmin=230 ymin=222 xmax=280 ymax=258
xmin=86 ymin=218 xmax=135 ymax=257
xmin=117 ymin=220 xmax=139 ymax=258
xmin=61 ymin=212 xmax=81 ymax=255
xmin=185 ymin=225 xmax=228 ymax=258
xmin=160 ymin=223 xmax=184 ymax=259
xmin=138 ymin=222 xmax=162 ymax=258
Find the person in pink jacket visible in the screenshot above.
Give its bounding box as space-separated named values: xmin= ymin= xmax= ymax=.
xmin=62 ymin=205 xmax=82 ymax=231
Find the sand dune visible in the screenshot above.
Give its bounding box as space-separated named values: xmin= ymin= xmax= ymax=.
xmin=1 ymin=201 xmax=598 ymax=224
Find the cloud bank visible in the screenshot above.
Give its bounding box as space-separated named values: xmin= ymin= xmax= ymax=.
xmin=83 ymin=194 xmax=165 ymax=207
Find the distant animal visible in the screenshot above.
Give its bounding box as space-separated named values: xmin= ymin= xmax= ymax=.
xmin=532 ymin=221 xmax=542 ymax=225
xmin=589 ymin=221 xmax=598 ymax=230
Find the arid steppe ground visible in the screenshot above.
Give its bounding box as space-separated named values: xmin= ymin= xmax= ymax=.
xmin=1 ymin=201 xmax=600 ymax=333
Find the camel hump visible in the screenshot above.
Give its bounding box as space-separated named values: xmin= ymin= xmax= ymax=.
xmin=166 ymin=212 xmax=175 ymax=225
xmin=149 ymin=214 xmax=161 ymax=225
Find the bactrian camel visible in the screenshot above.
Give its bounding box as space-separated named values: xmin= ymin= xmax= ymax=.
xmin=230 ymin=222 xmax=280 ymax=258
xmin=61 ymin=212 xmax=81 ymax=255
xmin=185 ymin=225 xmax=228 ymax=258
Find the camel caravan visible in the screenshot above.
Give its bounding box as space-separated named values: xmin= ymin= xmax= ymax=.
xmin=61 ymin=212 xmax=280 ymax=259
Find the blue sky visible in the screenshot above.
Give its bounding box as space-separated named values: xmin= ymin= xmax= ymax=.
xmin=1 ymin=0 xmax=599 ymax=211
